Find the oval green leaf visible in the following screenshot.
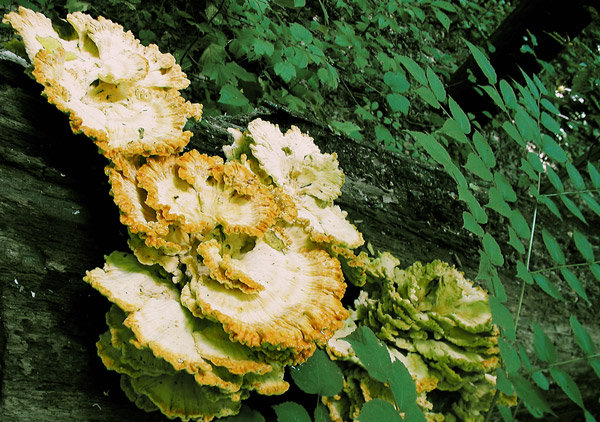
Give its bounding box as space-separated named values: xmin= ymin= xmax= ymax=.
xmin=273 ymin=402 xmax=311 ymax=422
xmin=549 ymin=367 xmax=584 ymax=408
xmin=570 ymin=315 xmax=596 ymax=355
xmin=465 ymin=40 xmax=497 ymax=84
xmin=560 ymin=268 xmax=589 ymax=303
xmin=426 ymin=66 xmax=446 ymax=102
xmin=573 ymin=230 xmax=595 ymax=262
xmin=449 ymin=96 xmax=471 ymax=134
xmin=542 ymin=228 xmax=565 ymax=265
xmin=483 ymin=233 xmax=504 ymax=266
xmin=290 ymin=349 xmax=343 ymax=396
xmin=533 ymin=322 xmax=558 ymax=363
xmin=356 ymin=399 xmax=404 ymax=422
xmin=533 ymin=274 xmax=564 ymax=301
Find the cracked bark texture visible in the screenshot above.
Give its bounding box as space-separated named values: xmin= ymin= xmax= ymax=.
xmin=1 ymin=58 xmax=598 ymax=421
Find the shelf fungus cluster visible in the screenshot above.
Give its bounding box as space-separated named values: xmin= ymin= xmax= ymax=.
xmin=5 ymin=7 xmax=363 ymax=421
xmin=325 ymin=254 xmax=515 ymax=422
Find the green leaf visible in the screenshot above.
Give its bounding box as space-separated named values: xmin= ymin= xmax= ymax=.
xmin=570 ymin=315 xmax=596 ymax=355
xmin=549 ymin=367 xmax=584 ymax=408
xmin=591 ymin=264 xmax=600 ymax=282
xmin=533 ymin=322 xmax=558 ymax=363
xmin=410 ymin=131 xmax=452 ymax=167
xmin=483 ymin=233 xmax=504 ymax=266
xmin=218 ymin=84 xmax=250 ymax=107
xmin=498 ymin=338 xmax=521 ymax=375
xmin=541 ymin=112 xmax=561 ymax=134
xmin=560 ymin=195 xmax=587 ymax=224
xmin=532 ymin=370 xmax=550 ymax=390
xmin=489 ymin=296 xmax=516 ymax=341
xmin=481 ymin=85 xmax=505 ymax=111
xmin=432 ymin=1 xmax=457 ymax=11
xmin=510 ymin=374 xmax=555 ymax=416
xmin=343 ymin=326 xmax=391 ymax=383
xmin=588 ymin=162 xmax=600 ymax=189
xmin=541 ymin=135 xmax=568 ymax=163
xmin=491 ymin=272 xmax=507 ymax=302
xmin=516 ymin=260 xmax=534 ymax=285
xmin=487 ymin=187 xmax=511 ymax=217
xmin=509 ymin=209 xmax=531 ymax=239
xmin=356 ymin=399 xmax=403 ymax=422
xmin=448 ymin=96 xmax=471 ymax=134
xmin=459 ymin=185 xmax=488 ymax=224
xmin=463 ymin=211 xmax=484 ymax=237
xmin=253 ymin=39 xmax=275 ymax=57
xmin=273 ymin=402 xmax=311 ymax=422
xmin=494 ymin=173 xmax=517 ymax=202
xmin=541 ymin=98 xmax=560 ymax=115
xmin=496 ymin=369 xmax=515 ymax=396
xmin=375 ymin=124 xmax=394 ymax=145
xmin=383 ymin=72 xmax=410 ymax=93
xmin=465 ymin=40 xmax=497 ymax=84
xmin=542 ymin=228 xmax=565 ymax=265
xmin=499 ymin=79 xmax=518 ymax=109
xmin=416 ymin=86 xmax=441 ymax=108
xmin=466 ymin=152 xmax=493 ymax=181
xmin=440 ymin=119 xmax=469 ymax=143
xmin=585 ymin=410 xmax=599 ymax=422
xmin=426 ymin=67 xmax=446 ymax=102
xmin=386 ymin=93 xmax=410 ymax=114
xmin=546 ymin=166 xmax=564 ymax=192
xmin=573 ymin=230 xmax=595 ymax=262
xmin=502 ymin=121 xmax=525 ymax=146
xmin=289 ymin=23 xmax=313 ymax=43
xmin=508 ymin=226 xmax=525 ymax=254
xmin=533 ymin=274 xmax=564 ymax=301
xmin=527 ymin=152 xmax=545 ymax=173
xmin=473 ymin=131 xmax=496 ymax=168
xmin=314 ymin=403 xmax=331 ymax=422
xmin=387 ymin=360 xmax=427 ymax=422
xmin=561 ymin=268 xmax=589 ymax=303
xmin=566 ymin=162 xmax=586 ymax=190
xmin=515 ymin=108 xmax=539 ymax=142
xmin=540 ymin=195 xmax=563 ymax=220
xmin=290 ymin=349 xmax=343 ymax=396
xmin=582 ymin=193 xmax=600 ymax=218
xmin=330 ymin=120 xmax=361 ymax=139
xmin=274 ymin=62 xmax=296 ymax=83
xmin=434 ymin=9 xmax=451 ymax=31
xmin=397 ymin=55 xmax=428 ymax=85
xmin=317 ymin=65 xmax=339 ymax=89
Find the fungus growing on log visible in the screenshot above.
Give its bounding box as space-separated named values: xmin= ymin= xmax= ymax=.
xmin=324 ymin=254 xmax=515 ymax=422
xmin=4 ymin=6 xmax=507 ymax=421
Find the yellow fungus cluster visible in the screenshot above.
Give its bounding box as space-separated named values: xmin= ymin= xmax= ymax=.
xmin=4 ymin=7 xmax=363 ymax=420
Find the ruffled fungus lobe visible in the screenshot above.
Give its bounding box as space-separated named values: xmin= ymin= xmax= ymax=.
xmin=226 ymin=119 xmax=364 ymax=249
xmin=3 ymin=7 xmax=203 ymax=160
xmin=6 ymin=8 xmax=364 ymax=421
xmin=324 ymin=254 xmax=507 ymax=422
xmin=182 ymin=237 xmax=348 ymax=362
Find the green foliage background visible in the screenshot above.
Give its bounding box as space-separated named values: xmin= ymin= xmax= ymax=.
xmin=2 ymin=0 xmax=600 ymax=421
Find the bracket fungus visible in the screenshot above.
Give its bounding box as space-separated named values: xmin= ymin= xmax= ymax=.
xmin=5 ymin=6 xmax=509 ymax=422
xmin=325 ymin=253 xmax=515 ymax=422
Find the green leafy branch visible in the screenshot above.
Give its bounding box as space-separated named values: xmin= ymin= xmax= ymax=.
xmin=408 ymin=40 xmax=600 ymax=421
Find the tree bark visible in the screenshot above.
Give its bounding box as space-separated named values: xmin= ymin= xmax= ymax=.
xmin=1 ymin=58 xmax=598 ymax=421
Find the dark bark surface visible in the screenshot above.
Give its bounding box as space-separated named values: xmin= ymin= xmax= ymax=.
xmin=1 ymin=58 xmax=598 ymax=421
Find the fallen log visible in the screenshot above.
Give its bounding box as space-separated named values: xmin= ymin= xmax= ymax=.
xmin=1 ymin=57 xmax=598 ymax=422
